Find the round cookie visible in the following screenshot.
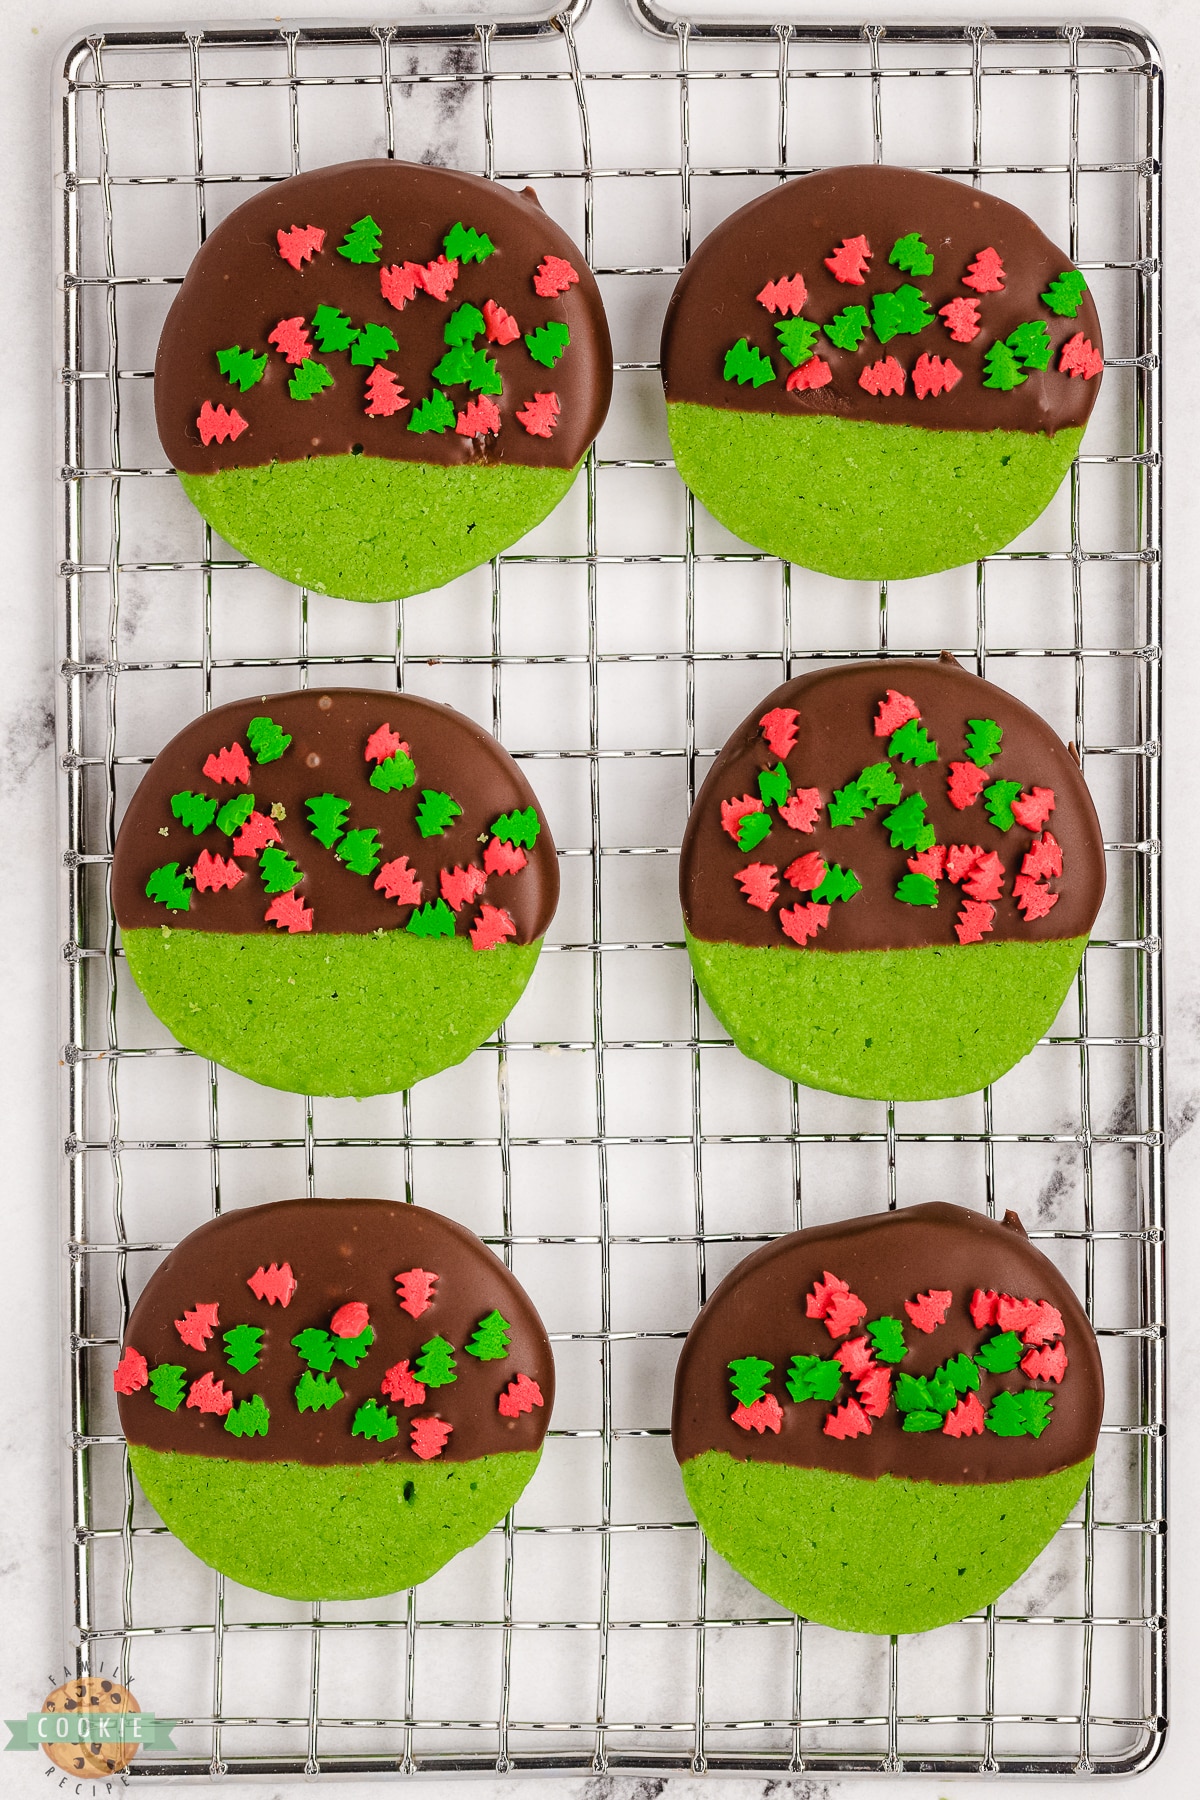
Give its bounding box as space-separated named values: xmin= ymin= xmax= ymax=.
xmin=673 ymin=1202 xmax=1102 ymax=1636
xmin=661 ymin=165 xmax=1102 ymax=580
xmin=155 ymin=159 xmax=612 ymax=601
xmin=114 ymin=1197 xmax=554 ymax=1601
xmin=114 ymin=687 xmax=558 ymax=1096
xmin=680 ymin=656 xmax=1105 ymax=1101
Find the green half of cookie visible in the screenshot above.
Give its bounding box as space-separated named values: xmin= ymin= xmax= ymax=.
xmin=178 ymin=455 xmax=579 ymax=603
xmin=685 ymin=929 xmax=1087 ymax=1101
xmin=665 ymin=404 xmax=1083 ymax=581
xmin=130 ymin=1444 xmax=541 ymax=1601
xmin=123 ymin=925 xmax=542 ymax=1097
xmin=681 ymin=1450 xmax=1092 ymax=1636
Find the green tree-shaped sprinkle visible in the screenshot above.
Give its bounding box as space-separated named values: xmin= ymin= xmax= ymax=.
xmin=406 ymin=898 xmax=456 ymax=939
xmin=526 ymin=321 xmax=571 ymax=369
xmin=785 ymin=1354 xmax=842 ymax=1403
xmin=336 ymin=827 xmax=381 ymax=876
xmin=350 ymin=322 xmax=400 ymax=368
xmin=722 ymin=338 xmax=774 ymax=387
xmin=415 ymin=1336 xmax=458 ymax=1388
xmin=445 ymin=302 xmax=486 ymax=347
xmin=728 ymin=1355 xmax=773 ymax=1407
xmin=352 ymin=1398 xmax=400 ymax=1441
xmin=296 ymin=1370 xmax=343 ymax=1412
xmin=337 ymin=216 xmax=382 ymax=265
xmin=883 ymin=792 xmax=935 ymax=852
xmin=222 ymin=1323 xmax=264 ymax=1374
xmin=224 ymin=1394 xmax=269 ymax=1438
xmin=889 ymin=232 xmax=934 ymax=276
xmin=975 ymin=1330 xmax=1024 ymax=1374
xmin=246 ymin=716 xmax=292 ymax=764
xmin=774 ymin=317 xmax=820 ymax=368
xmin=866 ymin=1317 xmax=908 ymax=1364
xmin=757 ymin=763 xmax=790 ymax=807
xmin=370 ymin=750 xmax=416 ymax=794
xmin=306 ymin=793 xmax=350 ymax=849
xmin=736 ymin=811 xmax=772 ymax=852
xmin=492 ymin=807 xmax=541 ymax=848
xmin=870 ymin=284 xmax=934 ymax=343
xmin=813 ymin=864 xmax=862 ymax=904
xmin=465 ymin=1309 xmax=512 ymax=1361
xmin=1041 ymin=269 xmax=1087 ymax=317
xmin=1006 ymin=320 xmax=1053 ymax=371
xmin=983 ymin=779 xmax=1023 ymax=832
xmin=939 ymin=1353 xmax=981 ymax=1394
xmin=408 ymin=390 xmax=457 ymax=435
xmin=145 ymin=864 xmax=192 ymax=912
xmin=888 ymin=719 xmax=939 ymax=765
xmin=259 ymin=844 xmax=304 ymax=894
xmin=148 ymin=1364 xmax=187 ymax=1411
xmin=215 ymin=793 xmax=255 ymax=836
xmin=170 ymin=790 xmax=218 ymax=834
xmin=288 ymin=359 xmax=333 ymax=401
xmin=895 ymin=871 xmax=939 ymax=907
xmin=416 ymin=790 xmax=462 ymax=838
xmin=824 ymin=305 xmax=869 ymax=351
xmin=312 ymin=305 xmax=359 ymax=352
xmin=965 ymin=718 xmax=1003 ymax=768
xmin=216 ymin=345 xmax=267 ymax=392
xmin=444 ymin=222 xmax=495 ymax=264
xmin=982 ymin=340 xmax=1027 ymax=391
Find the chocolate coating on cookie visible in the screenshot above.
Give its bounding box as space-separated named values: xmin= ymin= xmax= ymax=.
xmin=662 ymin=165 xmax=1101 ymax=434
xmin=156 ymin=159 xmax=611 ymax=475
xmin=118 ymin=1198 xmax=554 ymax=1466
xmin=672 ymin=1202 xmax=1102 ymax=1484
xmin=114 ymin=687 xmax=558 ymax=940
xmin=680 ymin=657 xmax=1104 ymax=952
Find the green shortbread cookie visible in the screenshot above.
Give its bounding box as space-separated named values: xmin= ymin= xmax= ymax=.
xmin=154 ymin=159 xmax=611 ymax=602
xmin=131 ymin=1445 xmax=541 ymax=1601
xmin=115 ymin=1197 xmax=555 ymax=1600
xmin=113 ymin=688 xmax=559 ymax=1097
xmin=679 ymin=658 xmax=1106 ymax=1102
xmin=681 ymin=1453 xmax=1092 ymax=1635
xmin=660 ymin=164 xmax=1103 ymax=582
xmin=671 ymin=1203 xmax=1105 ymax=1636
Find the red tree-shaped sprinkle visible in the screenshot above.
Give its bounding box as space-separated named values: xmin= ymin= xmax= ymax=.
xmin=778 ymin=788 xmax=821 ymax=833
xmin=456 ymin=395 xmax=502 ymax=437
xmin=1022 ymin=832 xmax=1063 ymax=882
xmin=364 ymin=366 xmax=410 ymax=418
xmin=996 ymin=1294 xmax=1039 ymax=1333
xmin=911 ymin=353 xmax=963 ymax=399
xmin=365 ymin=723 xmax=402 ymax=763
xmin=174 ymin=1302 xmax=219 ymax=1351
xmin=874 ymin=689 xmax=921 ymax=736
xmin=379 ymin=262 xmax=424 ymax=311
xmin=824 ymin=235 xmax=872 ymax=284
xmin=420 ymin=256 xmax=459 ymax=302
xmin=113 ymin=1346 xmax=149 ymax=1395
xmin=759 ymin=707 xmax=799 ymax=758
xmin=265 ymin=890 xmax=314 ymax=933
xmin=498 ymin=1373 xmax=545 ymax=1418
xmin=904 ymin=1289 xmax=953 ymax=1333
xmin=859 ymin=356 xmax=906 ymax=397
xmin=907 ymin=845 xmax=946 ymax=881
xmin=1059 ymin=332 xmax=1104 ymax=379
xmin=806 ymin=1271 xmax=850 ymax=1318
xmin=834 ymin=1336 xmax=875 ymax=1380
xmin=197 ymin=402 xmax=249 ymax=446
xmin=186 ymin=1371 xmax=233 ymax=1416
xmin=939 ymin=296 xmax=982 ymax=342
xmin=970 ymin=1288 xmax=1000 ymax=1329
xmin=471 ymin=904 xmax=518 ymax=951
xmin=947 ymin=762 xmax=988 ymax=809
xmin=330 ymin=1301 xmax=370 ymax=1339
xmin=1014 ymin=881 xmax=1059 ymax=921
xmin=779 ymin=901 xmax=830 ymax=946
xmin=268 ymin=316 xmax=313 ymax=364
xmin=534 ymin=255 xmax=580 ymax=297
xmin=757 ymin=273 xmax=808 ymax=315
xmin=943 ymin=1392 xmax=985 ymax=1437
xmin=374 ymin=855 xmax=422 ymax=906
xmin=247 ymin=1262 xmax=296 ymax=1307
xmin=945 ymin=844 xmax=984 ymax=885
xmin=1022 ymin=1342 xmax=1069 ymax=1383
xmin=857 ymin=1366 xmax=892 ymax=1418
xmin=516 ymin=391 xmax=561 ymax=438
xmin=1022 ymin=1300 xmax=1065 ymax=1346
xmin=395 ymin=1268 xmax=439 ymax=1318
xmin=955 ymin=899 xmax=995 ymax=944
xmin=824 ymin=1398 xmax=871 ymax=1439
xmin=411 ymin=1415 xmax=454 ymax=1460
xmin=963 ymin=850 xmax=1005 ymax=903
xmin=786 ymin=357 xmax=833 ymax=392
xmin=962 ymin=246 xmax=1006 ymax=293
xmin=202 ymin=743 xmax=251 ymax=786
xmin=783 ymin=851 xmax=826 ymax=893
xmin=381 ymin=1360 xmax=426 ymax=1407
xmin=231 ymin=811 xmax=282 ymax=856
xmin=193 ymin=850 xmax=244 ymax=893
xmin=731 ymin=1394 xmax=783 ymax=1434
xmin=720 ymin=794 xmax=763 ymax=840
xmin=736 ymin=863 xmax=779 ymax=911
xmin=440 ymin=864 xmax=488 ymax=911
xmin=484 ymin=836 xmax=527 ymax=877
xmin=1011 ymin=787 xmax=1056 ymax=831
xmin=482 ymin=299 xmax=521 ymax=344
xmin=276 ymin=224 xmax=325 ymax=270
xmin=824 ymin=1290 xmax=869 ymax=1338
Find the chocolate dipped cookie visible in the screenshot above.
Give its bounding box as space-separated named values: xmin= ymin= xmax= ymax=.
xmin=681 ymin=656 xmax=1105 ymax=1100
xmin=661 ymin=165 xmax=1102 ymax=580
xmin=156 ymin=159 xmax=612 ymax=601
xmin=115 ymin=1198 xmax=554 ymax=1600
xmin=673 ymin=1203 xmax=1102 ymax=1635
xmin=114 ymin=687 xmax=558 ymax=1095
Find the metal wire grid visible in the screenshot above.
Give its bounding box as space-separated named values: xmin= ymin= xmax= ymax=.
xmin=56 ymin=3 xmax=1164 ymax=1779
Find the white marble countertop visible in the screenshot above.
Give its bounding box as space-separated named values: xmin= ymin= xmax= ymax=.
xmin=2 ymin=0 xmax=1198 ymax=1795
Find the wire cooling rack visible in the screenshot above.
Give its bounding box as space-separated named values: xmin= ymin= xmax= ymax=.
xmin=56 ymin=0 xmax=1165 ymax=1779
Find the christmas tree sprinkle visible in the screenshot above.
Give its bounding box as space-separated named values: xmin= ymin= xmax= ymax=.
xmin=965 ymin=718 xmax=1003 ymax=768
xmin=870 ymin=284 xmax=935 ymax=343
xmin=896 ymin=871 xmax=939 ymax=907
xmin=306 ymin=793 xmax=350 ymax=848
xmin=723 ymin=338 xmax=774 ymax=387
xmin=492 ymin=807 xmax=540 ymax=848
xmin=258 ymin=845 xmax=304 ymax=894
xmin=1007 ymin=320 xmax=1053 ymax=371
xmin=889 ymin=232 xmax=934 ymax=276
xmin=311 ymin=304 xmax=359 ymax=353
xmin=866 ymin=1317 xmax=908 ymax=1364
xmin=824 ymin=305 xmax=870 ymax=351
xmin=408 ymin=389 xmax=457 ymax=435
xmin=1041 ymin=269 xmax=1087 ymax=317
xmin=883 ymin=792 xmax=936 ymax=853
xmin=288 ymin=359 xmax=333 ymax=401
xmin=465 ymin=1309 xmax=512 ymax=1361
xmin=145 ymin=864 xmax=192 ymax=913
xmin=983 ymin=778 xmax=1023 ymax=832
xmin=525 ymin=321 xmax=571 ymax=369
xmin=246 ymin=716 xmax=291 ymax=764
xmin=295 ymin=1370 xmax=343 ymax=1412
xmin=888 ymin=718 xmax=939 ymax=766
xmin=774 ymin=317 xmax=820 ymax=369
xmin=215 ymin=793 xmax=255 ymax=836
xmin=352 ymin=1397 xmax=400 ymax=1441
xmin=170 ymin=790 xmax=218 ymax=835
xmin=416 ymin=790 xmax=463 ymax=838
xmin=406 ymin=898 xmax=456 ymax=939
xmin=148 ymin=1364 xmax=187 ymax=1412
xmin=785 ymin=1354 xmax=842 ymax=1403
xmin=370 ymin=750 xmax=416 ymax=794
xmin=350 ymin=321 xmax=400 ymax=368
xmin=728 ymin=1355 xmax=773 ymax=1408
xmin=222 ymin=1323 xmax=264 ymax=1374
xmin=444 ymin=221 xmax=495 ymax=264
xmin=335 ymin=828 xmax=381 ymax=876
xmin=337 ymin=215 xmax=382 ymax=265
xmin=445 ymin=302 xmax=486 ymax=347
xmin=216 ymin=345 xmax=267 ymax=393
xmin=224 ymin=1395 xmax=270 ymax=1438
xmin=415 ymin=1336 xmax=458 ymax=1388
xmin=982 ymin=340 xmax=1026 ymax=391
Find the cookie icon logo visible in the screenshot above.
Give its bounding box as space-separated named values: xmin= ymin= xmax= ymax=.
xmin=39 ymin=1677 xmax=142 ymax=1777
